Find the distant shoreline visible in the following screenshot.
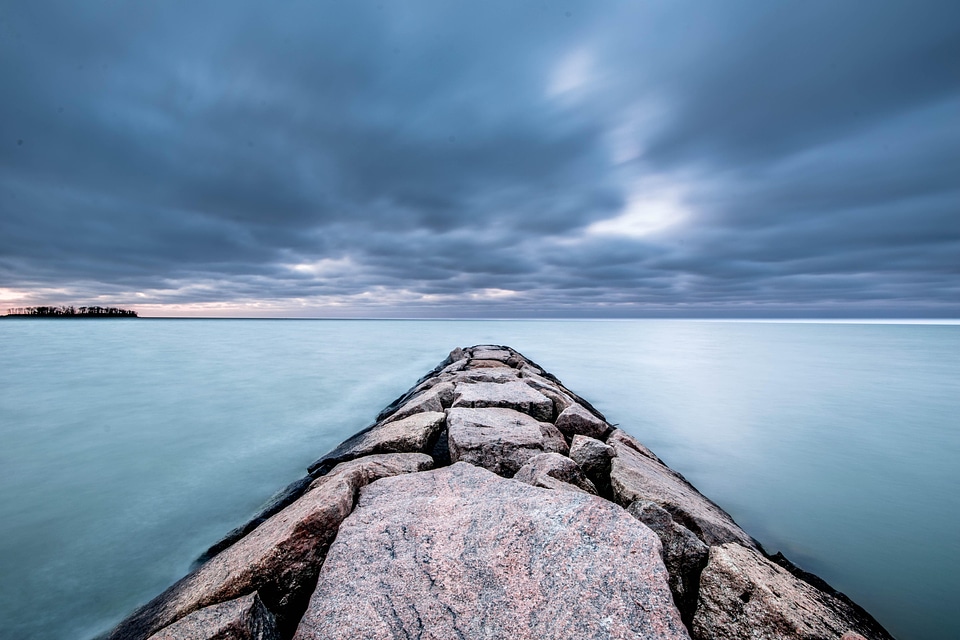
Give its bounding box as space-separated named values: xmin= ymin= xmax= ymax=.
xmin=3 ymin=306 xmax=138 ymax=318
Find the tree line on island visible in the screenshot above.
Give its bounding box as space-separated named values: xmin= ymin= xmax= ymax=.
xmin=4 ymin=306 xmax=139 ymax=318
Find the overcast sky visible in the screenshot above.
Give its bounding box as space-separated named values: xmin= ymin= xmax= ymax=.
xmin=1 ymin=1 xmax=958 ymax=317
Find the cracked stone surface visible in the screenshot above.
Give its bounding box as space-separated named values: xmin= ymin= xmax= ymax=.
xmin=293 ymin=463 xmax=689 ymax=640
xmin=446 ymin=407 xmax=546 ymax=477
xmin=451 ymin=380 xmax=554 ymax=422
xmin=692 ymin=544 xmax=893 ymax=640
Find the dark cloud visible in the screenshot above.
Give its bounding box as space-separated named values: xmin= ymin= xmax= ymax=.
xmin=1 ymin=0 xmax=958 ymax=317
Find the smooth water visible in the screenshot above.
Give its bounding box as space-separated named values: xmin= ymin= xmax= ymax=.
xmin=0 ymin=320 xmax=957 ymax=640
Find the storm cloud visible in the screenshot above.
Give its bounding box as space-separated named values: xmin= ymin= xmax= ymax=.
xmin=1 ymin=0 xmax=958 ymax=316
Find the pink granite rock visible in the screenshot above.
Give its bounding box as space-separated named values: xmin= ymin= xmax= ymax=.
xmin=692 ymin=543 xmax=893 ymax=640
xmin=539 ymin=420 xmax=569 ymax=455
xmin=293 ymin=463 xmax=689 ymax=640
xmin=307 ymin=412 xmax=445 ymax=475
xmin=555 ymin=403 xmax=612 ymax=439
xmin=107 ymin=454 xmax=433 ymax=640
xmin=446 ymin=407 xmax=547 ymax=476
xmin=608 ymin=429 xmax=758 ymax=549
xmin=386 ymin=383 xmax=455 ymax=422
xmin=513 ymin=452 xmax=597 ymax=494
xmin=146 ymin=592 xmax=279 ymax=640
xmin=452 ymin=380 xmax=554 ymax=421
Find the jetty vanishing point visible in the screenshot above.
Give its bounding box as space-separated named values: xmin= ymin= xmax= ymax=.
xmin=106 ymin=345 xmax=893 ymax=640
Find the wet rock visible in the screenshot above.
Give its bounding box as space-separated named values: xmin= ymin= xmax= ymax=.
xmin=293 ymin=463 xmax=689 ymax=640
xmin=539 ymin=421 xmax=569 ymax=455
xmin=446 ymin=407 xmax=545 ymax=477
xmin=608 ymin=429 xmax=758 ymax=549
xmin=107 ymin=454 xmax=433 ymax=640
xmin=555 ymin=404 xmax=612 ymax=440
xmin=307 ymin=412 xmax=444 ymax=476
xmin=627 ymin=500 xmax=709 ymax=623
xmin=513 ymin=452 xmax=597 ymax=494
xmin=452 ymin=381 xmax=554 ymax=422
xmin=146 ymin=592 xmax=279 ymax=640
xmin=692 ymin=543 xmax=894 ymax=640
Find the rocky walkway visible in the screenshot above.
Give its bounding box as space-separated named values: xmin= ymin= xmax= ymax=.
xmin=106 ymin=346 xmax=894 ymax=640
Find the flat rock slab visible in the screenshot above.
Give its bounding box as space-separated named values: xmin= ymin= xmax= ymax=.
xmin=108 ymin=454 xmax=433 ymax=640
xmin=452 ymin=381 xmax=554 ymax=422
xmin=293 ymin=463 xmax=689 ymax=640
xmin=608 ymin=430 xmax=757 ymax=550
xmin=446 ymin=407 xmax=547 ymax=477
xmin=692 ymin=543 xmax=893 ymax=640
xmin=147 ymin=592 xmax=279 ymax=640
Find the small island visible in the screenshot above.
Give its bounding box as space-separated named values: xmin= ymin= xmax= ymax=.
xmin=4 ymin=305 xmax=138 ymax=318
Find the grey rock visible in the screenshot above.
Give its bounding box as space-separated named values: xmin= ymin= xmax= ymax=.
xmin=107 ymin=454 xmax=433 ymax=640
xmin=146 ymin=592 xmax=279 ymax=640
xmin=293 ymin=463 xmax=689 ymax=640
xmin=608 ymin=429 xmax=758 ymax=549
xmin=446 ymin=407 xmax=545 ymax=477
xmin=692 ymin=543 xmax=894 ymax=640
xmin=627 ymin=500 xmax=709 ymax=623
xmin=307 ymin=412 xmax=445 ymax=476
xmin=470 ymin=347 xmax=513 ymax=361
xmin=539 ymin=420 xmax=569 ymax=455
xmin=469 ymin=358 xmax=513 ymax=369
xmin=513 ymin=452 xmax=597 ymax=494
xmin=569 ymin=435 xmax=615 ymax=495
xmin=389 ymin=381 xmax=456 ymax=421
xmin=454 ymin=368 xmax=519 ymax=384
xmin=452 ymin=380 xmax=554 ymax=422
xmin=555 ymin=403 xmax=612 ymax=440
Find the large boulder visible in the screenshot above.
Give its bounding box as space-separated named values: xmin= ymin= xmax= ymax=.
xmin=107 ymin=454 xmax=433 ymax=640
xmin=451 ymin=381 xmax=554 ymax=422
xmin=446 ymin=407 xmax=548 ymax=477
xmin=513 ymin=452 xmax=597 ymax=494
xmin=146 ymin=592 xmax=279 ymax=640
xmin=692 ymin=543 xmax=893 ymax=640
xmin=608 ymin=429 xmax=758 ymax=549
xmin=307 ymin=412 xmax=444 ymax=475
xmin=293 ymin=463 xmax=689 ymax=640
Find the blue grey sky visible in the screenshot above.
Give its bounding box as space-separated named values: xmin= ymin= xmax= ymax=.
xmin=1 ymin=1 xmax=958 ymax=317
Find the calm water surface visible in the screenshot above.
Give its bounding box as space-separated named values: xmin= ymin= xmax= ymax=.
xmin=0 ymin=319 xmax=957 ymax=639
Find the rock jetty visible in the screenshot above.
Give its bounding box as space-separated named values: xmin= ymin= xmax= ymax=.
xmin=106 ymin=346 xmax=894 ymax=640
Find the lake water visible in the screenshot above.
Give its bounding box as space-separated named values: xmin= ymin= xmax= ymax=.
xmin=0 ymin=319 xmax=957 ymax=639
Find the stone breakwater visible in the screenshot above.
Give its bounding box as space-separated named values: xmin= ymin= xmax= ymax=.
xmin=106 ymin=346 xmax=894 ymax=640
